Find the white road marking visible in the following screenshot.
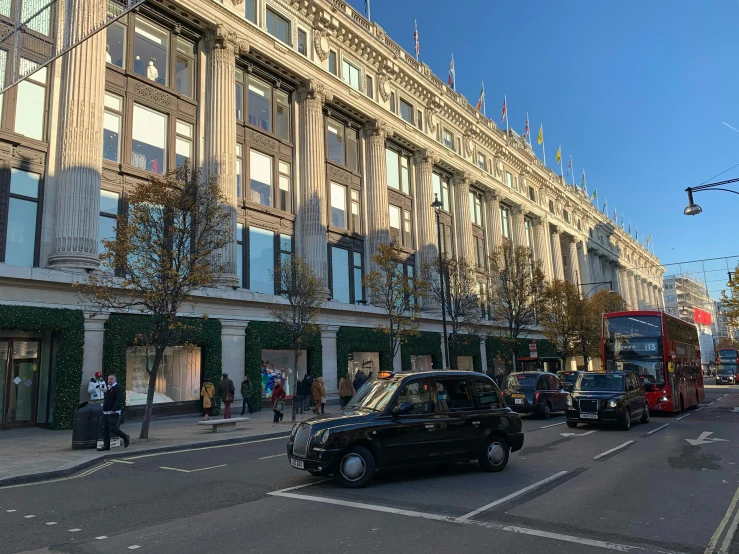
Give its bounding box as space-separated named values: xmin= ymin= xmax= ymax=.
xmin=24 ymin=515 xmax=35 ymax=518
xmin=128 ymin=546 xmax=141 ymax=550
xmin=110 ymin=459 xmax=135 ymax=464
xmin=705 ymin=484 xmax=739 ymax=554
xmin=159 ymin=464 xmax=227 ymax=473
xmin=270 ymin=478 xmax=333 ymax=494
xmin=271 ymin=490 xmax=653 ymax=552
xmin=646 ymin=423 xmax=670 ymax=436
xmin=123 ymin=435 xmax=288 ymax=460
xmin=561 ymin=430 xmax=597 ymax=438
xmin=45 ymin=522 xmax=56 ymax=526
xmin=259 ymin=453 xmax=287 ymax=460
xmin=458 ymin=471 xmax=569 ymax=520
xmin=696 ymin=407 xmax=704 ymax=412
xmin=593 ymin=441 xmax=634 ymax=460
xmin=686 ymin=432 xmax=729 ymax=446
xmin=6 ymin=509 xmax=16 ymax=512
xmin=676 ymin=413 xmax=691 ymax=421
xmin=720 ymin=502 xmax=739 ymax=554
xmin=539 ymin=422 xmax=565 ymax=429
xmin=69 ymin=529 xmax=81 ymax=532
xmin=0 ymin=462 xmax=114 ymax=490
xmin=95 ymin=536 xmax=108 ymax=540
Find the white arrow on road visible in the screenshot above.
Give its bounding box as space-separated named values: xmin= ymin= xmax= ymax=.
xmin=561 ymin=430 xmax=597 ymax=438
xmin=685 ymin=431 xmax=729 ymax=446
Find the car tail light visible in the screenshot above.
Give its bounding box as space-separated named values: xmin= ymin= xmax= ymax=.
xmin=535 ymin=392 xmax=540 ymax=402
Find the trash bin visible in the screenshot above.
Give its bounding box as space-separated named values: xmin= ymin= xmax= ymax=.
xmin=72 ymin=401 xmax=103 ymax=450
xmin=293 ymin=395 xmax=304 ymax=414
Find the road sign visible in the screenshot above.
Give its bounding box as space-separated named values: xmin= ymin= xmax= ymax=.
xmin=529 ymin=342 xmax=538 ymax=359
xmin=685 ymin=431 xmax=728 ymax=446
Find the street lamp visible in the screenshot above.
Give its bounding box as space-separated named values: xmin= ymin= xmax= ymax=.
xmin=577 ymin=280 xmax=615 ymax=297
xmin=431 ymin=193 xmax=450 ymax=369
xmin=683 ymin=177 xmax=739 ymax=216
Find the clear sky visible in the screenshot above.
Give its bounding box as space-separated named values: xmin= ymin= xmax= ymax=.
xmin=348 ymin=0 xmax=739 ymax=298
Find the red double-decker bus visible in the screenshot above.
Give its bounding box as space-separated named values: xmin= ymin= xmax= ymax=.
xmin=602 ymin=311 xmax=704 ymax=413
xmin=716 ymin=348 xmax=739 ymax=366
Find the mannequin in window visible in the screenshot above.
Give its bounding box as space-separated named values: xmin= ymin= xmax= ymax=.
xmin=147 ymin=60 xmax=159 ymax=82
xmin=134 ymin=55 xmax=144 ymax=75
xmin=106 ymin=44 xmax=112 ymax=64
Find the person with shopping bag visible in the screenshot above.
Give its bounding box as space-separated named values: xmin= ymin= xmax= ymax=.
xmin=312 ymin=376 xmax=327 ymax=414
xmin=272 ymin=380 xmax=286 ymax=423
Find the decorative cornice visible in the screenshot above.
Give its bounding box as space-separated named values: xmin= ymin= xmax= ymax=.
xmin=297 ymin=78 xmax=334 ymax=103
xmin=204 ymin=24 xmax=249 ymax=54
xmin=363 ymin=119 xmax=388 ymax=140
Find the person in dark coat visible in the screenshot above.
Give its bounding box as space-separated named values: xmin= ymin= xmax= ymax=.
xmin=240 ymin=375 xmax=254 ymax=416
xmin=302 ymin=374 xmax=314 ymax=411
xmin=98 ymin=374 xmax=130 ymax=451
xmin=353 ymin=369 xmax=367 ymax=392
xmin=220 ymin=373 xmax=235 ymax=419
xmin=272 ymin=381 xmax=286 ymax=423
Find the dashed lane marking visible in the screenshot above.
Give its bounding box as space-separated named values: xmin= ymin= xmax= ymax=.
xmin=69 ymin=529 xmax=81 ymax=532
xmin=676 ymin=413 xmax=692 ymax=421
xmin=24 ymin=515 xmax=35 ymax=518
xmin=539 ymin=422 xmax=565 ymax=429
xmin=645 ymin=424 xmax=670 ymax=436
xmin=45 ymin=522 xmax=57 ymax=526
xmin=458 ymin=471 xmax=569 ymax=520
xmin=593 ymin=441 xmax=634 ymax=460
xmin=110 ymin=459 xmax=135 ymax=464
xmin=159 ymin=464 xmax=227 ymax=473
xmin=6 ymin=509 xmax=16 ymax=513
xmin=128 ymin=545 xmax=141 ymax=550
xmin=259 ymin=453 xmax=287 ymax=460
xmin=270 ymin=478 xmax=333 ymax=494
xmin=95 ymin=536 xmax=108 ymax=540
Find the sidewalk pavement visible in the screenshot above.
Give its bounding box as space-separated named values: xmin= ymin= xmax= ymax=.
xmin=0 ymin=404 xmax=334 ymax=487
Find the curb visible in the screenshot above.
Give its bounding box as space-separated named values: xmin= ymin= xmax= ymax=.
xmin=0 ymin=430 xmax=290 ymax=488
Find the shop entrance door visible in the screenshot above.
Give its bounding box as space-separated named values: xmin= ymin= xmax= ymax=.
xmin=0 ymin=339 xmax=41 ymax=427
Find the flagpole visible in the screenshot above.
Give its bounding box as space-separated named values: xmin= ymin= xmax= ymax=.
xmin=367 ymin=0 xmax=371 ymax=22
xmin=559 ymin=146 xmax=564 ymax=177
xmin=570 ymin=158 xmax=575 ymax=187
xmin=542 ymin=129 xmax=546 ymax=166
xmin=414 ymin=19 xmax=418 ymax=61
xmin=482 ymin=82 xmax=486 ymax=117
xmin=526 ymin=112 xmax=531 ymax=146
xmin=504 ymin=94 xmax=509 ymax=133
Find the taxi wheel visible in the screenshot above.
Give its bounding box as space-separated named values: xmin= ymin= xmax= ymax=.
xmin=542 ymin=402 xmax=552 ymax=419
xmin=335 ymin=445 xmax=375 ymax=488
xmin=622 ymin=408 xmax=632 ymax=431
xmin=479 ymin=436 xmax=510 ymax=472
xmin=640 ymin=407 xmax=650 ymax=424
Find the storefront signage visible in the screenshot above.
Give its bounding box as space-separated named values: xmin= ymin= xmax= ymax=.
xmin=529 ymin=342 xmax=538 ymax=359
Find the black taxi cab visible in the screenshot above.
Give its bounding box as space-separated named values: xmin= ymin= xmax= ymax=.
xmin=566 ymin=371 xmax=649 ymax=430
xmin=503 ymin=371 xmax=568 ymax=418
xmin=287 ymin=370 xmax=524 ymax=488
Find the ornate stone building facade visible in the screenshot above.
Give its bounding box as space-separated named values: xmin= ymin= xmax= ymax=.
xmin=0 ymin=0 xmax=664 ymax=426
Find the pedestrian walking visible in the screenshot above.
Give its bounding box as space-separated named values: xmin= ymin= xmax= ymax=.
xmin=98 ymin=374 xmax=130 ymax=451
xmin=220 ymin=373 xmax=235 ymax=419
xmin=353 ymin=369 xmax=367 ymax=392
xmin=240 ymin=375 xmax=254 ymax=415
xmin=338 ymin=373 xmax=355 ymax=408
xmin=272 ymin=380 xmax=286 ymax=423
xmin=87 ymin=371 xmax=107 ymax=401
xmin=312 ymin=376 xmax=327 ymax=414
xmin=303 ymin=373 xmax=314 ymax=411
xmin=200 ymin=381 xmax=215 ymax=421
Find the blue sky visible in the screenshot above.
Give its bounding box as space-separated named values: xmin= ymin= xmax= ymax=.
xmin=349 ymin=0 xmax=739 ymax=298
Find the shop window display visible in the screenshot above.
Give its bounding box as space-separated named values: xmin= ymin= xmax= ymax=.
xmin=125 ymin=346 xmax=201 ymax=405
xmin=260 ymin=350 xmax=306 ymax=398
xmin=348 ymin=352 xmax=379 ymax=380
xmin=410 ymin=355 xmax=433 ymax=371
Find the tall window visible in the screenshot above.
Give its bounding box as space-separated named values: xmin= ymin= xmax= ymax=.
xmin=432 ymin=173 xmax=450 ymax=212
xmin=236 ymin=144 xmax=243 ymax=198
xmin=500 ymin=206 xmax=511 ymax=239
xmin=175 ymin=120 xmax=193 ymax=169
xmin=14 ymin=62 xmax=47 ymax=141
xmin=389 ymin=205 xmax=401 ymax=245
xmin=403 ymin=210 xmax=412 ymax=247
xmin=350 ymin=189 xmax=360 ymax=232
xmin=443 ymin=128 xmax=454 ymax=150
xmin=298 ymin=29 xmax=308 ymax=55
xmin=106 ymin=21 xmax=126 ymax=68
xmin=266 ymin=8 xmax=291 ymax=45
xmin=248 ymin=77 xmax=271 ymax=132
xmin=399 ymin=98 xmax=414 ymax=124
xmin=103 ymin=92 xmax=123 ymax=162
xmin=235 ymin=70 xmax=291 ymax=142
xmin=278 ymin=161 xmax=292 ymax=212
xmin=528 ymin=186 xmax=536 ymax=202
xmin=249 ymin=150 xmax=273 ymax=206
xmin=331 ymin=246 xmax=350 ymax=303
xmin=549 ymin=199 xmax=555 ymax=214
xmin=131 ymin=104 xmax=167 ymax=174
xmin=3 ymin=169 xmax=40 ymax=266
xmin=469 ymin=192 xmax=482 ymax=225
xmin=479 ymin=282 xmax=488 ymax=319
xmin=249 ymin=227 xmax=275 ymax=294
xmin=442 ymin=223 xmax=453 ymax=258
xmin=366 ymin=75 xmax=374 ymax=99
xmin=474 ymin=235 xmax=485 ymax=268
xmin=505 ymin=171 xmax=514 ymax=189
xmin=477 ymin=152 xmax=487 ymax=171
xmin=326 ymin=118 xmax=358 ymax=171
xmin=386 ymin=148 xmax=410 ymax=195
xmin=524 ymin=218 xmax=533 ymax=249
xmin=353 ymin=252 xmax=364 ymax=303
xmin=244 ymin=0 xmax=256 ymax=22
xmin=134 ymin=17 xmax=169 ymax=86
xmin=563 ymin=210 xmax=570 ymax=223
xmin=330 ymin=182 xmax=347 ymax=228
xmin=175 ymin=37 xmax=195 ymax=98
xmin=99 ymin=190 xmax=119 ymax=264
xmin=328 ymin=51 xmax=337 ymax=75
xmin=342 ymin=59 xmax=361 ymax=91
xmin=237 ymin=223 xmax=245 ymax=287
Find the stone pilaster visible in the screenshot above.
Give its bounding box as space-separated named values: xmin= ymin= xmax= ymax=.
xmin=628 ymin=271 xmax=639 ymax=310
xmin=550 ymin=227 xmax=565 ymax=281
xmin=642 ymin=279 xmax=652 ymax=309
xmin=297 ymin=79 xmax=334 ymax=288
xmin=452 ymin=171 xmax=474 ymax=263
xmin=566 ymin=237 xmax=580 ymax=285
xmin=619 ymin=269 xmax=633 ymax=309
xmin=534 ymin=218 xmax=551 ymax=280
xmin=363 ymin=120 xmax=390 ymax=269
xmin=204 ymin=26 xmax=247 ymax=286
xmin=511 ymin=206 xmax=527 ymax=250
xmin=414 ymin=149 xmax=439 ymax=269
xmin=656 ymin=286 xmax=664 ymax=309
xmin=484 ymin=191 xmax=502 ymax=257
xmin=633 ymin=275 xmax=643 ymax=309
xmin=48 ymin=0 xmax=107 ymax=270
xmin=577 ymin=241 xmax=593 ymax=293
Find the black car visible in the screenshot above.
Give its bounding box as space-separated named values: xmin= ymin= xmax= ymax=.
xmin=558 ymin=371 xmax=582 ymax=393
xmin=716 ymin=365 xmax=736 ymax=385
xmin=566 ymin=372 xmax=649 ymax=430
xmin=503 ymin=371 xmax=568 ymax=418
xmin=286 ymin=371 xmax=524 ymax=488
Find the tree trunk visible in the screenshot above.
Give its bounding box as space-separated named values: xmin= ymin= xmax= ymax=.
xmin=140 ymin=343 xmax=166 ymax=440
xmin=292 ymin=348 xmax=299 ymax=422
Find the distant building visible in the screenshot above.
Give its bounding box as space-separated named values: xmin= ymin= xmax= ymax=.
xmin=714 ymin=302 xmax=737 ymax=342
xmin=663 ymin=275 xmax=716 ymax=365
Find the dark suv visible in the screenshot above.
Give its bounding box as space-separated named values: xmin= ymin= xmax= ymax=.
xmin=287 ymin=371 xmax=524 ymax=488
xmin=503 ymin=371 xmax=568 ymax=418
xmin=566 ymin=371 xmax=649 ymax=430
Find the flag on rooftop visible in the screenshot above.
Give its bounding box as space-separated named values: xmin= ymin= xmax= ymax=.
xmin=447 ymin=54 xmax=455 ymax=90
xmin=413 ymin=20 xmax=419 ymax=60
xmin=475 ymin=82 xmax=485 ymax=115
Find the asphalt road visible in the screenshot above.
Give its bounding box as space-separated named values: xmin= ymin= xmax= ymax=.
xmin=2 ymin=384 xmax=739 ymax=554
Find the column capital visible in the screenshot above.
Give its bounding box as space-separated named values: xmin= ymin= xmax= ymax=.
xmin=452 ymin=170 xmax=472 ymax=189
xmin=363 ymin=118 xmax=388 ymax=141
xmin=483 ymin=189 xmax=498 ymax=202
xmin=413 ymin=148 xmax=439 ymax=166
xmin=204 ymin=24 xmax=249 ymax=55
xmin=550 ymin=225 xmax=562 ymax=236
xmin=297 ymin=78 xmax=334 ymax=104
xmin=510 ymin=204 xmax=525 ymax=217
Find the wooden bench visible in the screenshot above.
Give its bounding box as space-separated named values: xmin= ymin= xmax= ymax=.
xmin=197 ymin=417 xmax=249 ymax=433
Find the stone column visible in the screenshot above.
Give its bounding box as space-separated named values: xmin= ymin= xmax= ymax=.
xmin=453 ymin=172 xmax=474 ymax=262
xmin=633 ymin=275 xmax=643 ymax=309
xmin=550 ymin=227 xmax=565 ymax=280
xmin=535 ymin=218 xmax=553 ymax=280
xmin=566 ymin=237 xmax=580 ymax=285
xmin=620 ymin=269 xmax=633 ymax=309
xmin=363 ymin=120 xmax=390 ymax=268
xmin=321 ymin=325 xmax=340 ymax=393
xmin=297 ymin=79 xmax=334 ymax=288
xmin=642 ymin=279 xmax=652 ymax=309
xmin=628 ymin=271 xmax=639 ymax=310
xmin=577 ymin=241 xmax=593 ymax=293
xmin=48 ymin=0 xmax=107 ymax=270
xmin=203 ymin=27 xmax=247 ymax=286
xmin=414 ymin=149 xmax=439 ymax=268
xmin=611 ymin=264 xmax=622 ymax=296
xmin=656 ymin=286 xmax=665 ymax=309
xmin=484 ymin=191 xmax=503 ymax=257
xmin=511 ymin=206 xmax=527 ymax=250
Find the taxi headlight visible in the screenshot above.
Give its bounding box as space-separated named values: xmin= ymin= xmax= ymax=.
xmin=290 ymin=424 xmax=299 ymax=438
xmin=314 ymin=429 xmax=331 ymax=445
xmin=608 ymin=399 xmax=618 ymax=408
xmin=566 ymin=395 xmax=573 ymax=407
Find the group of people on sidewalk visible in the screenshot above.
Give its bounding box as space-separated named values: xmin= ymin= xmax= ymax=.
xmin=296 ymin=374 xmax=327 ymax=415
xmin=338 ymin=369 xmax=372 ymax=408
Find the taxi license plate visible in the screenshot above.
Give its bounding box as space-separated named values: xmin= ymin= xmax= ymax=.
xmin=290 ymin=458 xmax=304 ymax=469
xmin=511 ymin=394 xmax=525 ymax=399
xmin=580 ymin=413 xmax=598 ymax=420
xmin=514 ymin=399 xmax=523 ymax=405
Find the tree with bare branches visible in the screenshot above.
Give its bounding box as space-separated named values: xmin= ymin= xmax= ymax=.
xmin=77 ymin=166 xmax=233 ymax=439
xmin=269 ymin=255 xmax=325 ymax=421
xmin=363 ymin=244 xmax=430 ymax=363
xmin=540 ymin=279 xmax=584 ymax=369
xmin=578 ymin=290 xmax=628 ymax=368
xmin=422 ymin=256 xmax=482 ymax=368
xmin=487 ymin=243 xmax=546 ymax=373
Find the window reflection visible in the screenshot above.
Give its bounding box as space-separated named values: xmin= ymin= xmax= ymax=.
xmin=331 ymin=247 xmax=350 ymax=303
xmin=249 ymin=227 xmax=274 ymax=294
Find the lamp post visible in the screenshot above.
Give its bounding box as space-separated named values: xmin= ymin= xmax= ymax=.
xmin=684 ymin=177 xmax=739 ymax=216
xmin=431 ymin=193 xmax=450 ymax=369
xmin=577 ymin=280 xmax=615 ymax=297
